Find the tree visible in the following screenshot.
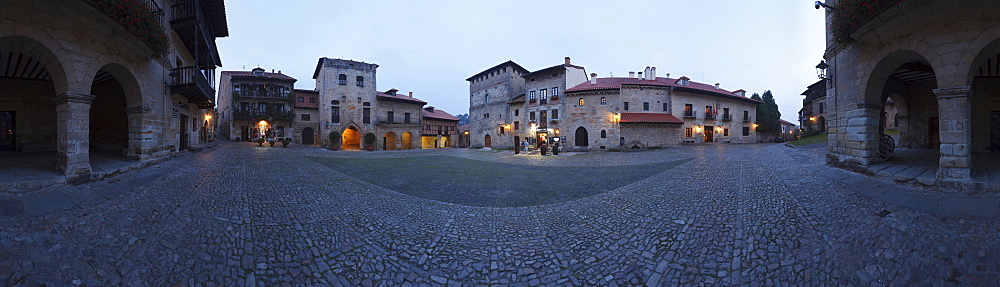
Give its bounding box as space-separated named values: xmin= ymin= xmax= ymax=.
xmin=753 ymin=91 xmax=781 ymax=133
xmin=455 ymin=113 xmax=470 ymax=126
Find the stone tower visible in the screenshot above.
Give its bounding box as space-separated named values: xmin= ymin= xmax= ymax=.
xmin=314 ymin=58 xmax=378 ymax=147
xmin=466 ymin=61 xmax=528 ymax=149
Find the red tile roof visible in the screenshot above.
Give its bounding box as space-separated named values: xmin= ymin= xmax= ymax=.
xmin=566 ymin=77 xmax=762 ymax=104
xmin=422 ymin=107 xmax=459 ymax=121
xmin=620 ymin=113 xmax=684 ymax=124
xmin=458 ymin=124 xmax=470 ymax=131
xmin=221 ymin=71 xmax=297 ymax=81
xmin=376 ymin=92 xmax=427 ymax=104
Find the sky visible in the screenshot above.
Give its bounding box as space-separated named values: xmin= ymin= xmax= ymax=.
xmin=216 ymin=0 xmax=828 ymax=124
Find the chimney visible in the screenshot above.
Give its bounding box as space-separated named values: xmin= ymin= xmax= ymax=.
xmin=637 ymin=72 xmax=643 ymax=79
xmin=408 ymin=92 xmax=413 ymax=97
xmin=715 ymin=83 xmax=720 ymax=89
xmin=564 ymin=57 xmax=571 ymax=65
xmin=644 ymin=67 xmax=651 ymax=80
xmin=666 ymin=73 xmax=670 ymax=78
xmin=278 ymin=70 xmax=281 ymax=74
xmin=650 ymin=67 xmax=656 ymax=79
xmin=590 ymin=73 xmax=597 ymax=84
xmin=629 ymin=71 xmax=635 ymax=78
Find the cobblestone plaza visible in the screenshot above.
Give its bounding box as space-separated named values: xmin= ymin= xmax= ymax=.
xmin=1 ymin=142 xmax=998 ymax=286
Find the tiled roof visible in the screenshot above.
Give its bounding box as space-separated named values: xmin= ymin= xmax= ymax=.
xmin=466 ymin=61 xmax=530 ymax=81
xmin=458 ymin=124 xmax=470 ymax=131
xmin=422 ymin=107 xmax=460 ymax=121
xmin=566 ymin=77 xmax=762 ymax=104
xmin=376 ymin=92 xmax=427 ymax=104
xmin=620 ymin=113 xmax=683 ymax=124
xmin=221 ymin=71 xmax=297 ymax=81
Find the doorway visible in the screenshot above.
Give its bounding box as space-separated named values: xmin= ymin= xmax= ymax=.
xmin=575 ymin=127 xmax=588 ymax=147
xmin=929 ymin=117 xmax=940 ymax=148
xmin=484 ymin=134 xmax=492 ymax=148
xmin=991 ymin=111 xmax=1000 ymax=151
xmin=343 ymin=126 xmax=361 ymax=150
xmin=0 ymin=111 xmax=14 ymax=151
xmin=179 ymin=115 xmax=189 ymax=150
xmin=302 ymin=127 xmax=314 ymax=145
xmin=704 ymin=125 xmax=714 ymax=142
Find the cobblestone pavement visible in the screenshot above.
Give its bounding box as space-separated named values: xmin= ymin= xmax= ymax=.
xmin=0 ymin=142 xmax=997 ymax=286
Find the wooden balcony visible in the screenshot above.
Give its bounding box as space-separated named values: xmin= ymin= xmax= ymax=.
xmin=169 ymin=66 xmax=214 ymax=108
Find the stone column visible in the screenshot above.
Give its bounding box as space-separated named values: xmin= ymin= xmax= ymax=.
xmin=54 ymin=92 xmax=96 ymax=176
xmin=933 ymin=86 xmax=972 ymax=180
xmin=843 ymin=100 xmax=883 ymax=165
xmin=125 ymin=106 xmax=151 ymax=161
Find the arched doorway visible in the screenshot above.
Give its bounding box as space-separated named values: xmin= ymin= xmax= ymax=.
xmin=90 ymin=66 xmax=131 ymax=158
xmin=0 ymin=36 xmax=67 ymax=171
xmin=968 ymin=38 xmax=1000 ymax=154
xmin=575 ymin=127 xmax=589 ymax=147
xmin=384 ymin=132 xmax=398 ymax=150
xmin=302 ymin=127 xmax=314 ymax=145
xmin=343 ymin=126 xmax=361 ymax=150
xmin=862 ymin=51 xmax=939 ymax=166
xmin=484 ymin=134 xmax=492 ymax=148
xmin=401 ymin=132 xmax=412 ymax=149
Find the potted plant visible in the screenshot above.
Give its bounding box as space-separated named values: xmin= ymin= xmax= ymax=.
xmin=256 ymin=137 xmax=265 ymax=146
xmin=363 ymin=133 xmax=377 ymax=151
xmin=329 ymin=131 xmax=340 ymax=150
xmin=281 ymin=138 xmax=291 ymax=148
xmin=267 ymin=138 xmax=276 ymax=147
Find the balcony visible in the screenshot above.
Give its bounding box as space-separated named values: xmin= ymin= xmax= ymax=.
xmin=704 ymin=113 xmax=716 ymax=120
xmin=375 ymin=117 xmax=421 ymax=126
xmin=233 ymin=109 xmax=294 ymax=121
xmin=170 ymin=66 xmax=214 ymax=108
xmin=683 ymin=111 xmax=696 ymax=118
xmin=743 ymin=116 xmax=753 ymax=123
xmin=721 ymin=114 xmax=732 ymax=121
xmin=233 ymin=90 xmax=291 ymax=100
xmin=170 ymin=0 xmax=225 ymax=68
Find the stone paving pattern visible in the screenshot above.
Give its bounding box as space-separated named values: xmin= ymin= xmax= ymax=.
xmin=0 ymin=142 xmax=997 ymax=286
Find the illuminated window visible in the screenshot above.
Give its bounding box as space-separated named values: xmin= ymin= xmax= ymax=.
xmin=600 ymin=97 xmax=607 ymax=105
xmin=686 ymin=128 xmax=693 ymax=137
xmin=578 ymin=98 xmax=585 ymax=105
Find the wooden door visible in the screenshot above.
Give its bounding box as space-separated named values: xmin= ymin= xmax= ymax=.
xmin=484 ymin=134 xmax=492 ymax=148
xmin=302 ymin=127 xmax=314 ymax=145
xmin=704 ymin=126 xmax=714 ymax=142
xmin=180 ymin=115 xmax=189 ymax=150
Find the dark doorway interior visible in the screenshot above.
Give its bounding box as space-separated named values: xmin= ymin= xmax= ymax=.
xmin=705 ymin=126 xmax=714 ymax=142
xmin=929 ymin=117 xmax=940 ymax=148
xmin=991 ymin=111 xmax=1000 ymax=151
xmin=180 ymin=115 xmax=189 ymax=150
xmin=302 ymin=127 xmax=314 ymax=145
xmin=575 ymin=127 xmax=588 ymax=146
xmin=0 ymin=111 xmax=14 ymax=151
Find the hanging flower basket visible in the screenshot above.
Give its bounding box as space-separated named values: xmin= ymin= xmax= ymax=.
xmin=831 ymin=0 xmax=905 ymax=44
xmin=94 ymin=0 xmax=170 ymax=57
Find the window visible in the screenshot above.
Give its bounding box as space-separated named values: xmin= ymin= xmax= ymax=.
xmin=331 ymin=106 xmax=340 ymax=123
xmin=499 ymin=126 xmax=505 ymax=135
xmin=743 ymin=111 xmax=750 ymax=121
xmin=514 ymin=121 xmax=520 ymax=130
xmin=514 ymin=109 xmax=519 ymax=117
xmin=297 ymin=97 xmax=304 ymax=102
xmin=530 ymin=111 xmax=536 ymax=120
xmin=363 ymin=108 xmax=371 ymax=124
xmin=485 ymin=94 xmax=489 ymax=103
xmin=579 ymin=98 xmax=585 ymax=105
xmin=819 ymin=103 xmax=825 ymax=113
xmin=338 ymin=74 xmax=347 ymax=85
xmin=356 ymin=76 xmax=364 ymax=86
xmin=552 ymin=87 xmax=559 ymax=96
xmin=663 ymin=103 xmax=669 ymax=112
xmin=387 ymin=111 xmax=395 ymax=123
xmin=551 ymin=109 xmax=558 ymax=119
xmin=723 ymin=108 xmax=730 ymax=118
xmin=404 ymin=113 xmax=411 ymax=124
xmin=600 ymin=97 xmax=607 ymax=105
xmin=310 ymin=97 xmax=316 ymax=103
xmin=743 ymin=126 xmax=750 ymax=136
xmin=643 ymin=102 xmax=649 ymax=111
xmin=529 ymin=91 xmax=536 ymax=101
xmin=301 ymin=114 xmax=310 ymax=121
xmin=686 ymin=128 xmax=693 ymax=137
xmin=724 ymin=128 xmax=729 ymax=136
xmin=540 ymin=89 xmax=548 ymax=104
xmin=601 ymin=130 xmax=607 ymax=138
xmin=624 ymin=102 xmax=629 ymax=110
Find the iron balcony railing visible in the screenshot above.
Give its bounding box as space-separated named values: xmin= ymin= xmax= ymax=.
xmin=743 ymin=116 xmax=753 ymax=123
xmin=704 ymin=113 xmax=716 ymax=120
xmin=233 ymin=109 xmax=295 ymax=120
xmin=721 ymin=114 xmax=732 ymax=121
xmin=233 ymin=90 xmax=292 ymax=100
xmin=683 ymin=110 xmax=696 ymax=118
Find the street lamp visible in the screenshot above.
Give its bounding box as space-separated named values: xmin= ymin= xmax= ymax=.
xmin=816 ymin=60 xmax=830 ymax=81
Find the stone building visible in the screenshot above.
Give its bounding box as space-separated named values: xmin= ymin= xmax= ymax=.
xmin=217 ymin=68 xmax=296 ymax=142
xmin=313 ymin=58 xmax=425 ymax=150
xmin=466 ymin=61 xmax=528 ymax=149
xmin=469 ymin=59 xmax=760 ymax=150
xmin=799 ymin=80 xmax=827 ymax=136
xmin=0 ymin=0 xmax=227 ymax=181
xmin=420 ymin=106 xmax=460 ymax=148
xmin=293 ymin=89 xmax=320 ymax=145
xmin=564 ymin=69 xmax=760 ymax=150
xmin=821 ymin=0 xmax=1000 ymax=188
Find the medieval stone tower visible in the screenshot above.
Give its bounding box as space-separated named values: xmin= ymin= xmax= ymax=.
xmin=314 ymin=58 xmax=378 ymax=148
xmin=466 ymin=61 xmax=528 ymax=149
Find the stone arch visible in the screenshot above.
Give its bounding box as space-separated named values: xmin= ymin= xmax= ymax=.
xmin=0 ymin=36 xmax=70 ymax=95
xmin=966 ymin=37 xmax=1000 ymax=154
xmin=383 ymin=132 xmax=398 ymax=150
xmin=301 ymin=127 xmax=315 ymax=145
xmin=862 ymin=50 xmax=935 ymax=104
xmin=575 ymin=127 xmax=589 ymax=147
xmin=401 ymin=132 xmax=413 ymax=150
xmin=89 ymin=64 xmax=134 ymax=158
xmin=342 ymin=125 xmax=361 ymax=150
xmin=484 ymin=134 xmax=492 ymax=148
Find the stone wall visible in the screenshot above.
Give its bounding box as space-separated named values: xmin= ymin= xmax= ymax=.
xmin=671 ymin=91 xmax=758 ymax=143
xmin=315 ymin=58 xmax=379 ymax=146
xmin=469 ymin=70 xmax=524 ymax=149
xmin=292 ymin=108 xmax=319 ymax=145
